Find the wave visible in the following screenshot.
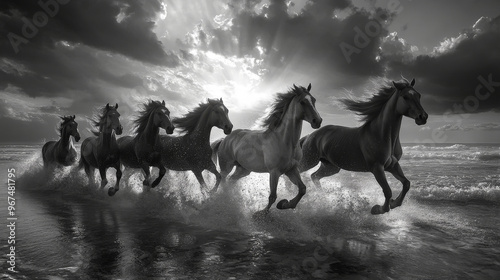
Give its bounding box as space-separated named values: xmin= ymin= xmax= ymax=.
xmin=404 ymin=151 xmax=500 ymax=161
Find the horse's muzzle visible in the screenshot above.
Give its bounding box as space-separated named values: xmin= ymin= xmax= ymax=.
xmin=415 ymin=113 xmax=428 ymax=125
xmin=224 ymin=124 xmax=233 ymax=135
xmin=166 ymin=126 xmax=174 ymax=135
xmin=311 ymin=118 xmax=322 ymax=129
xmin=116 ymin=125 xmax=123 ymax=135
xmin=74 ymin=134 xmax=81 ymax=142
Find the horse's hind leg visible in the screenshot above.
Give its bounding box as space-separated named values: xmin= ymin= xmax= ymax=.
xmin=311 ymin=161 xmax=340 ymax=187
xmin=192 ymin=170 xmax=208 ymax=193
xmin=388 ymin=162 xmax=410 ymax=209
xmin=84 ymin=163 xmax=96 ymax=187
xmin=228 ymin=165 xmax=251 ymax=182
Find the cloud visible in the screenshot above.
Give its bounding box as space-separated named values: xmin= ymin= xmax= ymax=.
xmin=0 ymin=0 xmax=178 ymax=65
xmin=384 ymin=15 xmax=500 ymax=115
xmin=206 ymin=0 xmax=398 ymax=94
xmin=379 ymin=32 xmax=418 ymax=63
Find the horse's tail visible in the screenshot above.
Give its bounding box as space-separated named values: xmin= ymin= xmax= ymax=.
xmin=210 ymin=138 xmax=224 ymax=165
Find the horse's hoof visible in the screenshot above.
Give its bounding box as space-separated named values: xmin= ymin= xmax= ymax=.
xmin=108 ymin=187 xmax=117 ymax=196
xmin=370 ymin=205 xmax=387 ymax=215
xmin=276 ymin=199 xmax=289 ymax=209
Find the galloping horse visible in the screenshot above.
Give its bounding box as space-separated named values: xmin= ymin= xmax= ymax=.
xmin=211 ymin=84 xmax=322 ymax=214
xmin=298 ymin=78 xmax=428 ymax=215
xmin=42 ymin=115 xmax=81 ymax=168
xmin=159 ymin=98 xmax=233 ymax=192
xmin=118 ymin=100 xmax=174 ymax=190
xmin=79 ymin=103 xmax=124 ymax=196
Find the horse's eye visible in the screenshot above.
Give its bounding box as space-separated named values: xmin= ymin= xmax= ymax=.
xmin=300 ymin=101 xmax=305 ymax=105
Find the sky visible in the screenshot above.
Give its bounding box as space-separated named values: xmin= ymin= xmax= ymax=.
xmin=1 ymin=0 xmax=499 ymax=144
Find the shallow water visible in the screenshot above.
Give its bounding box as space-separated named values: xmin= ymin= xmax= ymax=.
xmin=1 ymin=144 xmax=500 ymax=279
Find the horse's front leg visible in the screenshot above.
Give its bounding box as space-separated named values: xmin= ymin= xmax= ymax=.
xmin=192 ymin=170 xmax=208 ymax=196
xmin=108 ymin=162 xmax=122 ymax=196
xmin=151 ymin=164 xmax=166 ymax=188
xmin=277 ymin=167 xmax=306 ymax=210
xmin=370 ymin=165 xmax=392 ymax=215
xmin=206 ymin=162 xmax=221 ymax=194
xmin=388 ymin=161 xmax=410 ymax=209
xmin=98 ymin=166 xmax=108 ymax=189
xmin=140 ymin=161 xmax=151 ymax=187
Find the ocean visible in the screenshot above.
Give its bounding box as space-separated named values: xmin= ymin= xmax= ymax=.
xmin=0 ymin=143 xmax=499 ymax=279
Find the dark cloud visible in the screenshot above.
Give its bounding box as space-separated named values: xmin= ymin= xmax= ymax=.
xmin=0 ymin=0 xmax=178 ymax=65
xmin=383 ymin=15 xmax=500 ymax=114
xmin=208 ymin=0 xmax=396 ymax=93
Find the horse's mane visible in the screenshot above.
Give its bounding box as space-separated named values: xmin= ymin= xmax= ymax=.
xmin=173 ymin=99 xmax=223 ymax=134
xmin=133 ymin=100 xmax=165 ymax=135
xmin=339 ymin=79 xmax=409 ymax=123
xmin=56 ymin=116 xmax=74 ymax=137
xmin=259 ymin=86 xmax=304 ymax=130
xmin=90 ymin=105 xmax=111 ymax=136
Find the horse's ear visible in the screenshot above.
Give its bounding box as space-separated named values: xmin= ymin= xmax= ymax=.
xmin=220 ymin=98 xmax=223 ymax=103
xmin=106 ymin=103 xmax=110 ymax=109
xmin=162 ymin=100 xmax=165 ymax=106
xmin=60 ymin=116 xmax=65 ymax=120
xmin=115 ymin=103 xmax=118 ymax=109
xmin=410 ymin=78 xmax=415 ymax=87
xmin=307 ymin=83 xmax=311 ymax=92
xmin=72 ymin=115 xmax=75 ymax=120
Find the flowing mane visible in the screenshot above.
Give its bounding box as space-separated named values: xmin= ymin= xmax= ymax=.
xmin=260 ymin=86 xmax=304 ymax=130
xmin=340 ymin=79 xmax=409 ymax=123
xmin=173 ymin=99 xmax=223 ymax=134
xmin=57 ymin=116 xmax=74 ymax=137
xmin=90 ymin=105 xmax=111 ymax=136
xmin=133 ymin=100 xmax=165 ymax=135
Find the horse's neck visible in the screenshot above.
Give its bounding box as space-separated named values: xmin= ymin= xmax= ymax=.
xmin=188 ymin=110 xmax=212 ymax=144
xmin=370 ymin=92 xmax=402 ymax=143
xmin=99 ymin=130 xmax=115 ymax=149
xmin=141 ymin=115 xmax=160 ymax=144
xmin=59 ymin=128 xmax=71 ymax=151
xmin=274 ymin=103 xmax=302 ymax=148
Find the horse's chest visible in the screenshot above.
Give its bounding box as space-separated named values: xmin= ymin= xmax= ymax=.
xmin=57 ymin=148 xmax=77 ymax=166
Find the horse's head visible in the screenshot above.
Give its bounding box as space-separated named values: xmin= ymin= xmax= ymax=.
xmin=155 ymin=100 xmax=174 ymax=134
xmin=293 ymin=83 xmax=322 ymax=129
xmin=393 ymin=78 xmax=428 ymax=125
xmin=105 ymin=103 xmax=123 ymax=135
xmin=61 ymin=115 xmax=80 ymax=142
xmin=208 ymin=98 xmax=233 ymax=135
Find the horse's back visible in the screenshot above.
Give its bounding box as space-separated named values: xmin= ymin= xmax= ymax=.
xmin=117 ymin=136 xmax=140 ymax=168
xmin=304 ymin=125 xmax=368 ymax=172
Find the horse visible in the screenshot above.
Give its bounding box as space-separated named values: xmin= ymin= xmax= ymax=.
xmin=117 ymin=100 xmax=174 ymax=190
xmin=298 ymin=78 xmax=428 ymax=215
xmin=159 ymin=98 xmax=233 ymax=193
xmin=42 ymin=115 xmax=81 ymax=168
xmin=211 ymin=84 xmax=322 ymax=214
xmin=79 ymin=103 xmax=124 ymax=196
